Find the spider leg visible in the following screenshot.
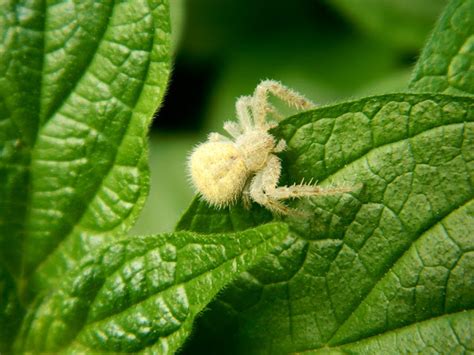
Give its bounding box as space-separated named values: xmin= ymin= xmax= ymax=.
xmin=252 ymin=79 xmax=316 ymax=129
xmin=257 ymin=103 xmax=282 ymax=131
xmin=249 ymin=154 xmax=352 ymax=215
xmin=274 ymin=139 xmax=287 ymax=153
xmin=269 ymin=183 xmax=353 ymax=200
xmin=235 ymin=95 xmax=254 ymax=131
xmin=265 ymin=103 xmax=284 ymax=121
xmin=223 ymin=121 xmax=243 ymax=139
xmin=241 ymin=180 xmax=252 ymax=210
xmin=208 ymin=132 xmax=231 ymax=142
xmin=249 ymin=154 xmax=291 ymax=215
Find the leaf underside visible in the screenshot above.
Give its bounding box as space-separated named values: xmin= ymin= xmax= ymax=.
xmin=16 ymin=223 xmax=288 ymax=354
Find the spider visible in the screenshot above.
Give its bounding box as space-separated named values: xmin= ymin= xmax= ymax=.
xmin=188 ymin=79 xmax=351 ymax=215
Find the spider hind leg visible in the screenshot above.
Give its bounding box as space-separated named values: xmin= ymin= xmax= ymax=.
xmin=252 ymin=80 xmax=316 ymax=128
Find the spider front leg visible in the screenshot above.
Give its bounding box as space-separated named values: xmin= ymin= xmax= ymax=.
xmin=241 ymin=180 xmax=252 ymax=210
xmin=249 ymin=154 xmax=353 ymax=215
xmin=249 ymin=154 xmax=292 ymax=215
xmin=252 ymin=80 xmax=316 ymax=128
xmin=208 ymin=132 xmax=231 ymax=142
xmin=235 ymin=95 xmax=254 ymax=132
xmin=224 ymin=121 xmax=243 ymax=139
xmin=274 ymin=139 xmax=287 ymax=153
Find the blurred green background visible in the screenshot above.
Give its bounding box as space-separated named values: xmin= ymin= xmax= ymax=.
xmin=132 ymin=0 xmax=447 ymax=234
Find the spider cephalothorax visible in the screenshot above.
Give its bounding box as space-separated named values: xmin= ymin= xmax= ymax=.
xmin=188 ymin=80 xmax=351 ymax=214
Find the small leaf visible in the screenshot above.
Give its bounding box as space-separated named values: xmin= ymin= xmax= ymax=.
xmin=409 ymin=0 xmax=474 ymax=95
xmin=0 ymin=0 xmax=171 ymax=292
xmin=178 ymin=93 xmax=474 ymax=354
xmin=16 ymin=222 xmax=288 ymax=354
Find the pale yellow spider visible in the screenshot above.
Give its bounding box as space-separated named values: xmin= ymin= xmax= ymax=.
xmin=188 ymin=80 xmax=350 ymax=215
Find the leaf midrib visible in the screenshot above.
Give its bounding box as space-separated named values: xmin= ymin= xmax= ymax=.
xmin=321 ymin=197 xmax=474 ymax=347
xmin=318 ymin=117 xmax=473 ymax=343
xmin=22 ymin=0 xmax=155 ymax=281
xmin=293 ymin=309 xmax=472 ymax=354
xmin=38 ymin=2 xmax=114 ymax=126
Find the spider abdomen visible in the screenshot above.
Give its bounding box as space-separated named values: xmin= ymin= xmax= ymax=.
xmin=189 ymin=141 xmax=249 ymax=206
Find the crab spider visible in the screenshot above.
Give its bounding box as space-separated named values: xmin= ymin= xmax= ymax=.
xmin=188 ymin=79 xmax=351 ymax=215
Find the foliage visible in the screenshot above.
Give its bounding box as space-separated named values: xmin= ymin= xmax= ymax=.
xmin=0 ymin=0 xmax=472 ymax=354
xmin=179 ymin=0 xmax=474 ymax=353
xmin=16 ymin=223 xmax=287 ymax=353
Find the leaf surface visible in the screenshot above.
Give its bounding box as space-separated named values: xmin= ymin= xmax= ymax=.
xmin=308 ymin=310 xmax=474 ymax=354
xmin=409 ymin=0 xmax=474 ymax=95
xmin=16 ymin=223 xmax=288 ymax=354
xmin=177 ymin=93 xmax=474 ymax=353
xmin=0 ymin=0 xmax=171 ymax=292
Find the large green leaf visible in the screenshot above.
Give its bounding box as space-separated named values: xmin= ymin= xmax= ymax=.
xmin=177 ymin=93 xmax=474 ymax=353
xmin=0 ymin=1 xmax=171 ymax=293
xmin=409 ymin=0 xmax=474 ymax=95
xmin=16 ymin=223 xmax=288 ymax=354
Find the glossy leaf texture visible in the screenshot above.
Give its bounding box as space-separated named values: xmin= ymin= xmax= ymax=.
xmin=16 ymin=222 xmax=288 ymax=354
xmin=409 ymin=0 xmax=474 ymax=95
xmin=0 ymin=0 xmax=171 ymax=293
xmin=309 ymin=311 xmax=474 ymax=354
xmin=177 ymin=93 xmax=474 ymax=354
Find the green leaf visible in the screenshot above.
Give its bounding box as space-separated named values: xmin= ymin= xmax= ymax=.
xmin=307 ymin=310 xmax=474 ymax=354
xmin=0 ymin=1 xmax=171 ymax=292
xmin=0 ymin=265 xmax=23 ymax=353
xmin=16 ymin=223 xmax=288 ymax=354
xmin=177 ymin=93 xmax=474 ymax=353
xmin=323 ymin=199 xmax=474 ymax=346
xmin=132 ymin=133 xmax=197 ymax=235
xmin=409 ymin=0 xmax=474 ymax=95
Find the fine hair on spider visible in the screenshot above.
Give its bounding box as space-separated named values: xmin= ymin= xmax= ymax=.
xmin=188 ymin=79 xmax=353 ymax=215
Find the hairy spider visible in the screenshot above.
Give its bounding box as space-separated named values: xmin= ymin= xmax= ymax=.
xmin=188 ymin=79 xmax=351 ymax=215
